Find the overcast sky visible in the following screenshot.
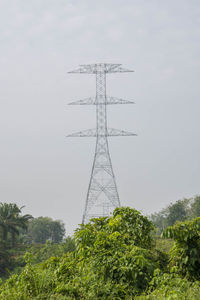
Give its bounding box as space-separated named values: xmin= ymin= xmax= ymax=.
xmin=0 ymin=0 xmax=200 ymax=234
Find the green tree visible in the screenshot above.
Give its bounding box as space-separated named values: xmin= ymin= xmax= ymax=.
xmin=72 ymin=207 xmax=156 ymax=297
xmin=166 ymin=200 xmax=188 ymax=226
xmin=0 ymin=203 xmax=32 ymax=247
xmin=0 ymin=203 xmax=32 ymax=276
xmin=27 ymin=217 xmax=65 ymax=244
xmin=151 ymin=198 xmax=191 ymax=232
xmin=150 ymin=208 xmax=169 ymax=234
xmin=0 ymin=242 xmax=13 ymax=277
xmin=191 ymin=195 xmax=200 ymax=218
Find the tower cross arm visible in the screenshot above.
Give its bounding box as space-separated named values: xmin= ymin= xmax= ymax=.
xmin=107 ymin=96 xmax=134 ymax=105
xmin=68 ymin=63 xmax=134 ymax=74
xmin=66 ymin=129 xmax=96 ymax=137
xmin=68 ymin=97 xmax=95 ymax=105
xmin=107 ymin=128 xmax=137 ymax=136
xmin=108 ymin=66 xmax=134 ymax=73
xmin=67 ymin=128 xmax=137 ymax=137
xmin=68 ymin=66 xmax=94 ymax=74
xmin=69 ymin=96 xmax=134 ymax=105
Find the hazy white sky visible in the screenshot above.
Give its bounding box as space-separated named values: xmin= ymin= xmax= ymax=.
xmin=0 ymin=0 xmax=200 ymax=234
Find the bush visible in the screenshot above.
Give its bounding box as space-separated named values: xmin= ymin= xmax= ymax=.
xmin=162 ymin=217 xmax=200 ymax=279
xmin=136 ymin=269 xmax=200 ymax=299
xmin=0 ymin=207 xmax=158 ymax=299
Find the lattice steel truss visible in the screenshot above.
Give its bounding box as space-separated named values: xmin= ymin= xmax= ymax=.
xmin=67 ymin=63 xmax=135 ymax=223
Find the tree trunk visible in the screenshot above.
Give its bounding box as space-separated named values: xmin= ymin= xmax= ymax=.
xmin=11 ymin=232 xmax=15 ymax=248
xmin=3 ymin=229 xmax=7 ymax=241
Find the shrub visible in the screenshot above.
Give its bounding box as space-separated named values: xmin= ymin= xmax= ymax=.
xmin=162 ymin=218 xmax=200 ymax=279
xmin=0 ymin=207 xmax=158 ymax=299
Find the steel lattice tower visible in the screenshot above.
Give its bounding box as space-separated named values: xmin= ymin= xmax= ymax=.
xmin=67 ymin=63 xmax=136 ymax=223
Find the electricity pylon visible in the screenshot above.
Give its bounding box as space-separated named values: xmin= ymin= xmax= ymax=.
xmin=67 ymin=63 xmax=136 ymax=224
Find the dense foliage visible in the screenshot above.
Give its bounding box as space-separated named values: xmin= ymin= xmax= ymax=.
xmin=0 ymin=203 xmax=32 ymax=246
xmin=163 ymin=217 xmax=200 ymax=279
xmin=1 ymin=203 xmax=200 ymax=299
xmin=0 ymin=203 xmax=68 ymax=278
xmin=150 ymin=195 xmax=200 ymax=233
xmin=26 ymin=217 xmax=66 ymax=244
xmin=0 ymin=203 xmax=32 ymax=276
xmin=136 ymin=271 xmax=200 ymax=299
xmin=0 ymin=207 xmax=157 ymax=299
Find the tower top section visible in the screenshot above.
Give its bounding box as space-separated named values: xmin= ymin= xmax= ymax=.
xmin=68 ymin=63 xmax=134 ymax=74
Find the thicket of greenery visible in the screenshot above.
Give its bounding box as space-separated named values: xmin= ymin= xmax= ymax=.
xmin=0 ymin=204 xmax=200 ymax=299
xmin=150 ymin=195 xmax=200 ymax=233
xmin=1 ymin=199 xmax=200 ymax=299
xmin=25 ymin=216 xmax=66 ymax=244
xmin=0 ymin=202 xmax=71 ymax=277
